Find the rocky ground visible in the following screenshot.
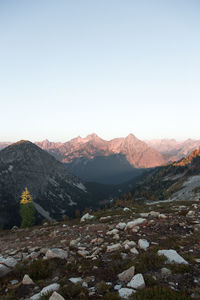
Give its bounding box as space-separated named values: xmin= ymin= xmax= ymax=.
xmin=1 ymin=199 xmax=200 ymax=299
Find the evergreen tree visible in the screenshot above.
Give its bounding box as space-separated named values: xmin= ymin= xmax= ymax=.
xmin=20 ymin=187 xmax=35 ymax=228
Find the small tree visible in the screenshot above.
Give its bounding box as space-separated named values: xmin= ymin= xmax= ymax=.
xmin=20 ymin=187 xmax=35 ymax=228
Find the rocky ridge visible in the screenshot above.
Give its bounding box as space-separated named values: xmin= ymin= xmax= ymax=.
xmin=0 ymin=141 xmax=89 ymax=228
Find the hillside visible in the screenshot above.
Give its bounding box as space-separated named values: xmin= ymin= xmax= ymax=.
xmin=0 ymin=198 xmax=199 ymax=299
xmin=131 ymin=149 xmax=200 ymax=202
xmin=0 ymin=141 xmax=91 ymax=228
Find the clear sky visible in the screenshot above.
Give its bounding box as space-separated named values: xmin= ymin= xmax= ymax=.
xmin=0 ymin=0 xmax=200 ymax=142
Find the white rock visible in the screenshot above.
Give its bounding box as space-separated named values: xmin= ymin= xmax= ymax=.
xmin=123 ymin=207 xmax=131 ymax=212
xmin=138 ymin=239 xmax=149 ymax=251
xmin=40 ymin=283 xmax=60 ymax=296
xmin=49 ymin=291 xmax=65 ymax=300
xmin=158 ymin=249 xmax=188 ymax=264
xmin=118 ymin=266 xmax=135 ymax=282
xmin=80 ymin=213 xmax=94 ymax=222
xmin=114 ymin=284 xmax=122 ymax=290
xmin=130 ymin=247 xmax=139 ymax=255
xmin=187 ymin=210 xmax=195 ymax=217
xmin=107 ymin=243 xmax=122 ymax=252
xmin=30 ymin=293 xmax=40 ymax=300
xmin=140 ymin=213 xmax=149 ymax=217
xmin=46 ymin=248 xmax=68 ymax=259
xmin=106 ymin=229 xmax=119 ymax=235
xmin=118 ymin=288 xmax=135 ymax=299
xmin=126 ymin=218 xmax=146 ymax=229
xmin=149 ymin=211 xmax=160 ymax=217
xmin=100 ymin=216 xmax=111 ymax=221
xmin=127 ymin=273 xmax=145 ymax=290
xmin=69 ymin=277 xmax=82 ymax=284
xmin=22 ymin=274 xmax=34 ymax=285
xmin=78 ymin=250 xmax=89 ymax=257
xmin=0 ymin=257 xmax=17 ymax=278
xmin=0 ymin=257 xmax=17 ymax=268
xmin=116 ymin=222 xmax=126 ymax=230
xmin=159 ymin=214 xmax=167 ymax=219
xmin=113 ymin=234 xmax=120 ymax=240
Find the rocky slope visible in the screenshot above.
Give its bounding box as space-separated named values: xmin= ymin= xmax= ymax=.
xmin=0 ymin=199 xmax=200 ymax=299
xmin=0 ymin=141 xmax=90 ymax=229
xmin=131 ymin=149 xmax=200 ymax=202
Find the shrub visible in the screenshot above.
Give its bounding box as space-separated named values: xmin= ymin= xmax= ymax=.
xmin=134 ymin=286 xmax=190 ymax=300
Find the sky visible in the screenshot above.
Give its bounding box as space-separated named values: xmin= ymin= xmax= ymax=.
xmin=0 ymin=0 xmax=200 ymax=142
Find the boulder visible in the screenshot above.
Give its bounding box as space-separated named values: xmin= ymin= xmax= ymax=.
xmin=116 ymin=222 xmax=126 ymax=230
xmin=0 ymin=257 xmax=17 ymax=278
xmin=69 ymin=277 xmax=82 ymax=284
xmin=80 ymin=213 xmax=94 ymax=222
xmin=22 ymin=274 xmax=35 ymax=285
xmin=126 ymin=218 xmax=146 ymax=229
xmin=138 ymin=239 xmax=149 ymax=251
xmin=118 ymin=266 xmax=135 ymax=283
xmin=107 ymin=243 xmax=122 ymax=253
xmin=40 ymin=283 xmax=60 ymax=296
xmin=158 ymin=249 xmax=188 ymax=264
xmin=49 ymin=292 xmax=65 ymax=300
xmin=127 ymin=273 xmax=145 ymax=290
xmin=46 ymin=248 xmax=68 ymax=260
xmin=118 ymin=288 xmax=135 ymax=299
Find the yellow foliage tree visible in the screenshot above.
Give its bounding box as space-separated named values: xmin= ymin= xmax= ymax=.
xmin=20 ymin=187 xmax=35 ymax=228
xmin=20 ymin=187 xmax=33 ymax=204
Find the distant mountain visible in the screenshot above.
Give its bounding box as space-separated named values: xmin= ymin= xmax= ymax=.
xmin=132 ymin=149 xmax=200 ymax=202
xmin=0 ymin=141 xmax=91 ymax=228
xmin=0 ymin=142 xmax=11 ymax=150
xmin=146 ymin=138 xmax=200 ymax=162
xmin=35 ymin=134 xmax=165 ymax=184
xmin=36 ymin=133 xmax=165 ymax=168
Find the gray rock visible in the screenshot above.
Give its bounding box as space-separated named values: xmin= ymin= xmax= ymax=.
xmin=46 ymin=248 xmax=68 ymax=260
xmin=69 ymin=277 xmax=82 ymax=284
xmin=40 ymin=283 xmax=60 ymax=296
xmin=0 ymin=264 xmax=11 ymax=278
xmin=22 ymin=274 xmax=35 ymax=285
xmin=80 ymin=213 xmax=94 ymax=222
xmin=118 ymin=288 xmax=135 ymax=299
xmin=158 ymin=249 xmax=188 ymax=264
xmin=138 ymin=239 xmax=149 ymax=251
xmin=107 ymin=243 xmax=122 ymax=252
xmin=118 ymin=266 xmax=135 ymax=283
xmin=116 ymin=222 xmax=126 ymax=230
xmin=49 ymin=291 xmax=65 ymax=300
xmin=126 ymin=218 xmax=146 ymax=229
xmin=127 ymin=273 xmax=145 ymax=290
xmin=0 ymin=257 xmax=17 ymax=278
xmin=161 ymin=267 xmax=172 ymax=277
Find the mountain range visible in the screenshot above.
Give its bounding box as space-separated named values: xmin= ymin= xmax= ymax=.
xmin=1 ymin=134 xmax=200 ymax=185
xmin=146 ymin=138 xmax=200 ymax=162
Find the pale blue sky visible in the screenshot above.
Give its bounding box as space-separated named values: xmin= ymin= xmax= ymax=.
xmin=0 ymin=0 xmax=200 ymax=142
